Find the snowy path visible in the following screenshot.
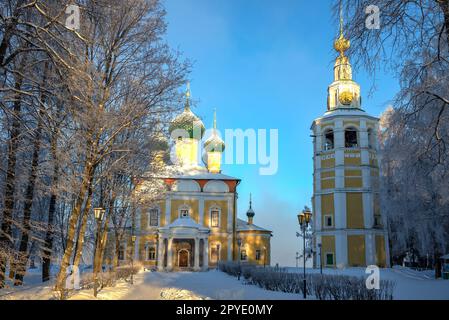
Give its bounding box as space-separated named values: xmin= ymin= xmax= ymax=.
xmin=120 ymin=270 xmax=300 ymax=300
xmin=1 ymin=267 xmax=448 ymax=300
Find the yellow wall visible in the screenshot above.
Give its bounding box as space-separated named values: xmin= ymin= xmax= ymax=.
xmin=321 ymin=179 xmax=335 ymax=189
xmin=376 ymin=235 xmax=386 ymax=267
xmin=321 ymin=235 xmax=336 ymax=266
xmin=170 ymin=199 xmax=199 ymax=224
xmin=344 ymin=151 xmax=361 ymax=165
xmin=348 ymin=235 xmax=366 ymax=267
xmin=344 ymin=169 xmax=362 ymax=188
xmin=346 ymin=192 xmax=364 ymax=228
xmin=321 ymin=153 xmax=335 ymax=168
xmin=209 ymin=234 xmax=229 ymax=263
xmin=238 ymin=233 xmax=271 ymax=266
xmin=343 ymin=121 xmax=360 ymax=127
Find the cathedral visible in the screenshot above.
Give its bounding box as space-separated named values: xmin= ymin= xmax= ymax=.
xmin=122 ymin=87 xmax=272 ymax=271
xmin=311 ymin=18 xmax=390 ymax=268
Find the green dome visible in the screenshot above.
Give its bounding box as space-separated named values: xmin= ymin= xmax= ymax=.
xmin=204 ymin=130 xmax=225 ymax=153
xmin=169 ymin=108 xmax=205 ymax=140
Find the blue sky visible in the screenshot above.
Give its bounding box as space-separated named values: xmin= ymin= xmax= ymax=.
xmin=164 ymin=0 xmax=399 ymax=266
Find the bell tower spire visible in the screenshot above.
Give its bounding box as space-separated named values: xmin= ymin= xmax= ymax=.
xmin=185 ymin=81 xmax=191 ymax=111
xmin=326 ymin=4 xmax=362 ymax=111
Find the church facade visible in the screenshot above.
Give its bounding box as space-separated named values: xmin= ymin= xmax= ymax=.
xmin=120 ymin=88 xmax=272 ymax=271
xmin=311 ymin=20 xmax=390 ymax=268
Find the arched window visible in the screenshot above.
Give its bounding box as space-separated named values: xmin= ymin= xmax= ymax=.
xmin=345 ymin=127 xmax=358 ymax=148
xmin=323 ymin=129 xmax=334 ymax=150
xmin=146 ymin=245 xmax=156 ymax=261
xmin=367 ymin=128 xmax=375 ymax=149
xmin=148 ymin=207 xmax=159 ymax=227
xmin=210 ymin=207 xmax=220 ymax=228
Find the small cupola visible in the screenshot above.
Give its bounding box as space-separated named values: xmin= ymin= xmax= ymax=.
xmin=246 ymin=193 xmax=255 ymax=225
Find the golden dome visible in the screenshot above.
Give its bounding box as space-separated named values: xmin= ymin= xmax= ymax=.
xmin=334 ymin=33 xmax=350 ymax=55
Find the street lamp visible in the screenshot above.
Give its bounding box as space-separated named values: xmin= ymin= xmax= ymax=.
xmin=237 ymin=238 xmax=242 ymax=280
xmin=297 ymin=206 xmax=312 ymax=299
xmin=296 ymin=252 xmax=299 ymax=268
xmin=93 ymin=207 xmax=105 ymax=297
xmin=131 ymin=235 xmax=137 ymax=285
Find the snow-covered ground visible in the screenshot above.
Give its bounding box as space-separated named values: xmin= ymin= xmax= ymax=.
xmin=1 ymin=266 xmax=448 ymax=300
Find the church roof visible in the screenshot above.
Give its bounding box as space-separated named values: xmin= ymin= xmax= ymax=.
xmin=170 ymin=166 xmax=240 ymax=181
xmin=163 ymin=217 xmax=209 ymax=230
xmin=236 ymin=218 xmax=271 ymax=233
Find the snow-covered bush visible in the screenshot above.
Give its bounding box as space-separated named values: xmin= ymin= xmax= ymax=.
xmin=219 ymin=262 xmax=395 ymax=300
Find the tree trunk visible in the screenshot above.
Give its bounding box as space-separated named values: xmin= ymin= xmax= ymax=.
xmin=72 ymin=182 xmax=94 ymax=269
xmin=437 ymin=0 xmax=449 ymax=52
xmin=54 ymin=160 xmax=94 ymax=299
xmin=42 ymin=137 xmax=59 ymax=282
xmin=14 ymin=64 xmax=48 ymax=285
xmin=0 ymin=72 xmax=24 ymax=288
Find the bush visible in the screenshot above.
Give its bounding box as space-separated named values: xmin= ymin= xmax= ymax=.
xmin=219 ymin=262 xmax=395 ymax=300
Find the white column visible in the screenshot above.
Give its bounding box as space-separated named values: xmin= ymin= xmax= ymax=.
xmin=203 ymin=237 xmax=209 ymax=270
xmin=227 ymin=197 xmax=233 ymax=233
xmin=194 ymin=237 xmax=200 ymax=271
xmin=227 ymin=234 xmax=232 ymax=261
xmin=363 ymin=192 xmax=374 ymax=228
xmin=335 ymin=233 xmax=348 ymax=269
xmin=365 ymin=233 xmax=376 ymax=266
xmin=334 ymin=120 xmax=344 ymax=149
xmin=167 ymin=237 xmax=173 ymax=270
xmin=157 ymin=237 xmax=164 ymax=271
xmin=334 ymin=192 xmax=346 ymax=229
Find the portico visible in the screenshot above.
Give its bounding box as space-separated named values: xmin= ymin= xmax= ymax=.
xmin=157 ymin=217 xmax=210 ymax=271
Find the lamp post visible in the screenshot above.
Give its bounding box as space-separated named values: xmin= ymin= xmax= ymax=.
xmin=297 ymin=206 xmax=312 ymax=299
xmin=296 ymin=252 xmax=299 ymax=268
xmin=131 ymin=235 xmax=136 ymax=285
xmin=93 ymin=207 xmax=105 ymax=298
xmin=237 ymin=238 xmax=242 ymax=280
xmin=216 ymin=244 xmax=220 ymax=270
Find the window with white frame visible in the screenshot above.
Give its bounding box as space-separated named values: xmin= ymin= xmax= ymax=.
xmin=179 ymin=206 xmax=190 ymax=218
xmin=324 ymin=215 xmax=333 ymax=228
xmin=149 ymin=208 xmax=159 ymax=227
xmin=210 ymin=208 xmax=220 ymax=227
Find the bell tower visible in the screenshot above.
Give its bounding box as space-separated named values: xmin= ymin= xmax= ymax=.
xmin=311 ymin=9 xmax=390 ymax=269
